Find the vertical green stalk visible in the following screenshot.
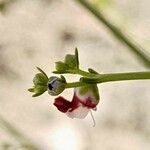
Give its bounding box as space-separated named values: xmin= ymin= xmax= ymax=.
xmin=76 ymin=0 xmax=150 ymax=68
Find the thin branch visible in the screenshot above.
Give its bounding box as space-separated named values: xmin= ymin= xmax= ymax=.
xmin=81 ymin=71 xmax=150 ymax=83
xmin=66 ymin=71 xmax=150 ymax=88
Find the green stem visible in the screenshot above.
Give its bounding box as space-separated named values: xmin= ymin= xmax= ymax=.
xmin=66 ymin=71 xmax=150 ymax=88
xmin=76 ymin=0 xmax=150 ymax=68
xmin=70 ymin=69 xmax=94 ymax=77
xmin=82 ymin=71 xmax=150 ymax=83
xmin=66 ymin=81 xmax=88 ymax=88
xmin=66 ymin=68 xmax=95 ymax=77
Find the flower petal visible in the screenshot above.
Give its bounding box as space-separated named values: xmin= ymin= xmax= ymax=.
xmin=54 ymin=96 xmax=71 ymax=113
xmin=53 ymin=86 xmax=99 ymax=119
xmin=66 ymin=105 xmax=90 ymax=119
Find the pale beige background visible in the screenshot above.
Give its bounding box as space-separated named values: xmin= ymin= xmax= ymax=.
xmin=0 ymin=0 xmax=150 ymax=150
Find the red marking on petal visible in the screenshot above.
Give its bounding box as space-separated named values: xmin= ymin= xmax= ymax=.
xmin=68 ymin=93 xmax=97 ymax=112
xmin=54 ymin=96 xmax=71 ymax=113
xmin=68 ymin=93 xmax=80 ymax=112
xmin=53 ymin=92 xmax=97 ymax=114
xmin=81 ymin=97 xmax=97 ymax=108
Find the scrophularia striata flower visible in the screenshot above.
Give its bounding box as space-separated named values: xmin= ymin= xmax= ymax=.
xmin=47 ymin=79 xmax=100 ymax=126
xmin=29 ymin=49 xmax=100 ymax=126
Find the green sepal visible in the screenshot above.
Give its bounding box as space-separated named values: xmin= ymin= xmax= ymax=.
xmin=28 ymin=85 xmax=47 ymax=97
xmin=36 ymin=67 xmax=48 ymax=79
xmin=32 ymin=85 xmax=47 ymax=97
xmin=75 ymin=48 xmax=79 ymax=69
xmin=28 ymin=67 xmax=48 ymax=97
xmin=55 ymin=61 xmax=69 ymax=73
xmin=53 ymin=48 xmax=80 ymax=74
xmin=65 ymin=54 xmax=77 ymax=69
xmin=33 ymin=73 xmax=48 ymax=86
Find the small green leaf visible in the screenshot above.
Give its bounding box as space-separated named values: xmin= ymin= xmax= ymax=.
xmin=32 ymin=85 xmax=47 ymax=97
xmin=33 ymin=73 xmax=48 ymax=86
xmin=75 ymin=48 xmax=79 ymax=69
xmin=64 ymin=48 xmax=79 ymax=69
xmin=55 ymin=61 xmax=69 ymax=73
xmin=53 ymin=48 xmax=80 ymax=73
xmin=34 ymin=85 xmax=47 ymax=93
xmin=28 ymin=67 xmax=48 ymax=97
xmin=65 ymin=54 xmax=77 ymax=69
xmin=36 ymin=67 xmax=48 ymax=79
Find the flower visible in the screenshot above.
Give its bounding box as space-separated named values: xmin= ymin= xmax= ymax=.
xmin=53 ymin=85 xmax=99 ymax=119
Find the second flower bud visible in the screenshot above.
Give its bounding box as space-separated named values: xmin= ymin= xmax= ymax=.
xmin=47 ymin=76 xmax=66 ymax=96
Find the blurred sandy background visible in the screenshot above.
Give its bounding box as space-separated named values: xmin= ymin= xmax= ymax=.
xmin=0 ymin=0 xmax=150 ymax=149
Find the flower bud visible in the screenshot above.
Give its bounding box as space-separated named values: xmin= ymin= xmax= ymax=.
xmin=47 ymin=76 xmax=66 ymax=96
xmin=28 ymin=67 xmax=48 ymax=97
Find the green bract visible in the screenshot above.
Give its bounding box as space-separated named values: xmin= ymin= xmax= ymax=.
xmin=33 ymin=73 xmax=48 ymax=86
xmin=53 ymin=48 xmax=79 ymax=74
xmin=28 ymin=67 xmax=48 ymax=97
xmin=55 ymin=61 xmax=69 ymax=73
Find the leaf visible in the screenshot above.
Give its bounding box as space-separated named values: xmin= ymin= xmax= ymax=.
xmin=75 ymin=48 xmax=79 ymax=69
xmin=36 ymin=67 xmax=48 ymax=79
xmin=54 ymin=48 xmax=80 ymax=73
xmin=55 ymin=61 xmax=69 ymax=73
xmin=65 ymin=54 xmax=77 ymax=68
xmin=32 ymin=85 xmax=47 ymax=97
xmin=33 ymin=73 xmax=48 ymax=86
